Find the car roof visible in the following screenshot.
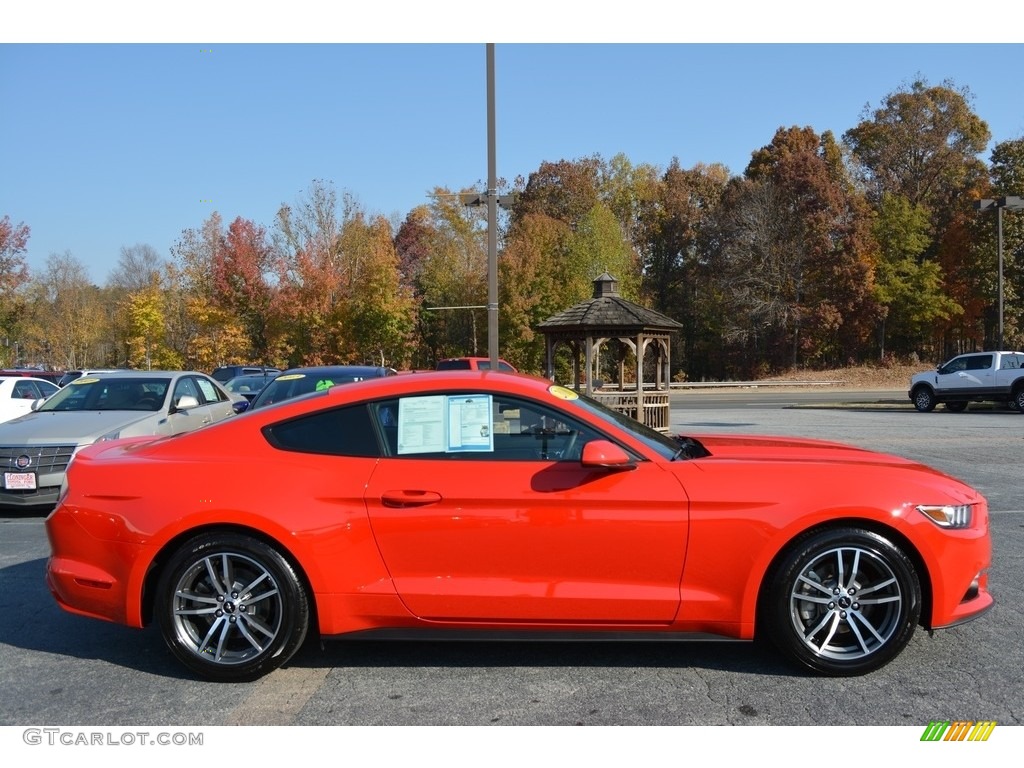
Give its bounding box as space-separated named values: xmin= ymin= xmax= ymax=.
xmin=275 ymin=365 xmax=395 ymax=376
xmin=71 ymin=370 xmax=210 ymax=379
xmin=275 ymin=369 xmax=548 ymax=403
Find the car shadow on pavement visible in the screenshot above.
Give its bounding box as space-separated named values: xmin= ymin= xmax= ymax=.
xmin=0 ymin=557 xmax=181 ymax=679
xmin=285 ymin=629 xmax=805 ymax=678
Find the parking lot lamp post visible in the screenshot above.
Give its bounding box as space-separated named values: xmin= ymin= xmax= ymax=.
xmin=976 ymin=196 xmax=1024 ymax=349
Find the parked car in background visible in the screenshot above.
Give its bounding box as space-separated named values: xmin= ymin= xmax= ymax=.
xmin=211 ymin=365 xmax=280 ymax=384
xmin=0 ymin=369 xmax=65 ymax=386
xmin=246 ymin=365 xmax=397 ymax=410
xmin=0 ymin=376 xmax=60 ymax=424
xmin=908 ymin=350 xmax=1024 ymax=412
xmin=222 ymin=373 xmax=276 ymax=402
xmin=436 ymin=356 xmax=517 ymax=372
xmin=0 ymin=371 xmax=237 ymax=512
xmin=45 ymin=370 xmax=992 ymax=682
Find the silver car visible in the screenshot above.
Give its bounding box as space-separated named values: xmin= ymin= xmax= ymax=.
xmin=0 ymin=371 xmax=236 ymax=512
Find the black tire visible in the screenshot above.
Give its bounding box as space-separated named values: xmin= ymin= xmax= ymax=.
xmin=912 ymin=386 xmax=936 ymax=412
xmin=762 ymin=527 xmax=921 ymax=676
xmin=945 ymin=401 xmax=968 ymax=413
xmin=155 ymin=532 xmax=310 ymax=682
xmin=1014 ymin=388 xmax=1024 ymax=412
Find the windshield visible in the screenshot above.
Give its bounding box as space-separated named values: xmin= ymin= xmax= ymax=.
xmin=39 ymin=377 xmax=170 ymax=412
xmin=250 ymin=373 xmax=367 ymax=409
xmin=564 ymin=391 xmax=688 ymax=460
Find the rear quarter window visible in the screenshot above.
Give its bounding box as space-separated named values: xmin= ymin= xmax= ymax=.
xmin=263 ymin=405 xmax=380 ymax=457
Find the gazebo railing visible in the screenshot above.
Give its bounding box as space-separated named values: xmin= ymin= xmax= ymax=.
xmin=589 ymin=391 xmax=670 ymax=432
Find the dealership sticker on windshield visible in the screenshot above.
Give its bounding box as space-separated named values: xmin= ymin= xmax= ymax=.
xmin=3 ymin=472 xmax=36 ymax=490
xmin=548 ymin=385 xmax=579 ymax=400
xmin=74 ymin=378 xmax=101 ymax=385
xmin=275 ymin=374 xmax=306 ymax=381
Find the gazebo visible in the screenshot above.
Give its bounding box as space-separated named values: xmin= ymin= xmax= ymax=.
xmin=536 ymin=273 xmax=683 ymax=432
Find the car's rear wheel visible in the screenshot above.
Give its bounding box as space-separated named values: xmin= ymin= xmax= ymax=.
xmin=155 ymin=532 xmax=310 ymax=682
xmin=945 ymin=401 xmax=968 ymax=413
xmin=912 ymin=387 xmax=936 ymax=412
xmin=763 ymin=528 xmax=921 ymax=676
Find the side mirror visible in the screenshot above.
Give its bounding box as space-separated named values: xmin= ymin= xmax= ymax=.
xmin=173 ymin=395 xmax=200 ymax=413
xmin=232 ymin=400 xmax=249 ymax=414
xmin=31 ymin=398 xmax=46 ymax=412
xmin=580 ymin=440 xmax=636 ymax=471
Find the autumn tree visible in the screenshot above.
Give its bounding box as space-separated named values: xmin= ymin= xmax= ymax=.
xmin=270 ymin=180 xmax=354 ymax=365
xmin=0 ymin=216 xmax=32 ymax=366
xmin=968 ymin=138 xmax=1024 ymax=349
xmin=24 ymin=252 xmax=108 ymax=369
xmin=871 ymin=193 xmax=961 ymax=357
xmin=844 ymin=78 xmax=990 ymax=215
xmin=336 ymin=212 xmax=416 ymax=367
xmin=844 ymin=78 xmax=991 ymax=355
xmin=212 ymin=217 xmax=277 ymax=362
xmin=406 ymin=188 xmax=490 ymax=365
xmin=512 ymin=157 xmax=602 ymax=229
xmin=107 ymin=244 xmax=166 ymax=292
xmin=170 ymin=212 xmax=250 ymax=370
xmin=498 ymin=213 xmax=572 ymax=374
xmin=633 ymin=159 xmax=730 ymax=378
xmin=710 ymin=127 xmax=880 ymax=374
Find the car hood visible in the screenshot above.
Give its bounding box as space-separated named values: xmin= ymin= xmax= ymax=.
xmin=0 ymin=410 xmax=160 ymax=445
xmin=694 ymin=433 xmax=929 ymax=470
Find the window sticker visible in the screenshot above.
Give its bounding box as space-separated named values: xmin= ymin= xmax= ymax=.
xmin=396 ymin=394 xmax=494 ymax=455
xmin=276 ymin=374 xmax=306 ymax=381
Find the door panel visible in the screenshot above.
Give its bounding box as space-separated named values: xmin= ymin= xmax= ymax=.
xmin=365 ymin=457 xmax=688 ymax=623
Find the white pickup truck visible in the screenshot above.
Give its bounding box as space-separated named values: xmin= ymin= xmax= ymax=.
xmin=909 ymin=350 xmax=1024 ymax=412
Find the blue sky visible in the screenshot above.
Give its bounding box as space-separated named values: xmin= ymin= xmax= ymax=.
xmin=3 ymin=5 xmax=1024 ymax=285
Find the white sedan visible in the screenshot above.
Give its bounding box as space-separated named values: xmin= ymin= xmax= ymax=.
xmin=0 ymin=376 xmax=60 ymax=424
xmin=0 ymin=370 xmax=237 ymax=512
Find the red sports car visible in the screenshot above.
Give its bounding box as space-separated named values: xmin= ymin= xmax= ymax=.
xmin=45 ymin=371 xmax=992 ymax=682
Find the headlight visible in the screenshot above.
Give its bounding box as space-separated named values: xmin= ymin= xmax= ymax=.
xmin=916 ymin=504 xmax=973 ymax=529
xmin=96 ymin=429 xmax=122 ymax=442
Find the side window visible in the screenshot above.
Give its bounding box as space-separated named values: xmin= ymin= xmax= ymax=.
xmin=941 ymin=357 xmax=968 ymax=374
xmin=968 ymin=355 xmax=992 ymax=371
xmin=263 ymin=405 xmax=380 ymax=457
xmin=491 ymin=396 xmax=603 ymax=461
xmin=370 ymin=393 xmax=606 ymax=461
xmin=12 ymin=381 xmax=40 ymax=399
xmin=173 ymin=377 xmax=201 ymax=406
xmin=196 ymin=376 xmax=225 ymax=404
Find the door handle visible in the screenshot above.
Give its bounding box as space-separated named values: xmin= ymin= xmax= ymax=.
xmin=381 ymin=490 xmax=442 ymax=508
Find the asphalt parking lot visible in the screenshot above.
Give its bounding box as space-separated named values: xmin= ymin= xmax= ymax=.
xmin=0 ymin=393 xmax=1021 ymax=729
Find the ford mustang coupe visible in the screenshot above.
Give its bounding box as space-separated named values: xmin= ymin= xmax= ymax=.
xmin=45 ymin=371 xmax=992 ymax=682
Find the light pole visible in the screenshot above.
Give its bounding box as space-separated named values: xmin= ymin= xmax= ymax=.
xmin=461 ymin=44 xmax=514 ymax=369
xmin=975 ymin=195 xmax=1024 ymax=349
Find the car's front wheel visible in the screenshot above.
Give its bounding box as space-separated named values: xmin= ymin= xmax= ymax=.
xmin=763 ymin=527 xmax=921 ymax=676
xmin=155 ymin=532 xmax=310 ymax=682
xmin=912 ymin=386 xmax=936 ymax=412
xmin=1014 ymin=388 xmax=1024 ymax=412
xmin=945 ymin=400 xmax=968 ymax=413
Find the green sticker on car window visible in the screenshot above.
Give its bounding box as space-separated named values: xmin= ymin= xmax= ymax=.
xmin=316 ymin=379 xmax=335 ymax=391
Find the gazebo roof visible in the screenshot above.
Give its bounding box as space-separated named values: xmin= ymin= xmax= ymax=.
xmin=536 ymin=273 xmax=683 ymax=334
